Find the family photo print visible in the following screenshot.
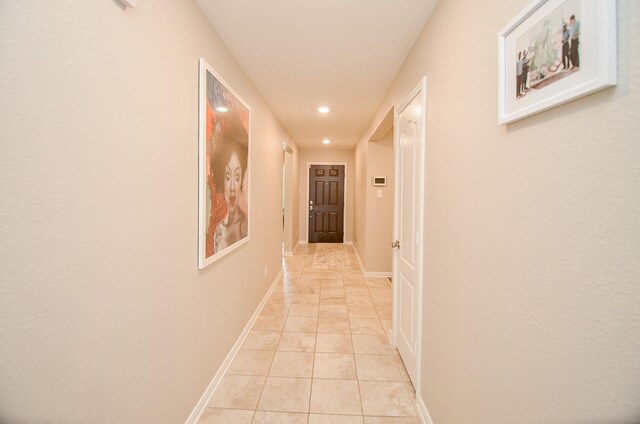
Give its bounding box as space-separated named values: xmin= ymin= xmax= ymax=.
xmin=515 ymin=0 xmax=581 ymax=99
xmin=498 ymin=0 xmax=616 ymax=124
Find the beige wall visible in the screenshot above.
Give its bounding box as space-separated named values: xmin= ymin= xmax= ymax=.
xmin=298 ymin=149 xmax=355 ymax=243
xmin=0 ymin=1 xmax=297 ymax=423
xmin=354 ymin=140 xmax=368 ymax=265
xmin=357 ymin=0 xmax=640 ymax=423
xmin=354 ymin=128 xmax=395 ymax=274
xmin=365 ymin=129 xmax=394 ymax=273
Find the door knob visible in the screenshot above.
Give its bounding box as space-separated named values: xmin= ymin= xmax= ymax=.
xmin=391 ymin=240 xmax=400 ymax=249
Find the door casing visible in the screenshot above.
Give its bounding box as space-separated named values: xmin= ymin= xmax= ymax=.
xmin=305 ymin=162 xmax=347 ymax=244
xmin=391 ymin=77 xmax=427 ymax=394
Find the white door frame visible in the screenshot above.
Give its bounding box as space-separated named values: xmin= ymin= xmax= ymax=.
xmin=304 ymin=162 xmax=348 ymax=244
xmin=391 ymin=77 xmax=427 ymax=393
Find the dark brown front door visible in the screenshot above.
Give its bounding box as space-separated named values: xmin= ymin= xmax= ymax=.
xmin=308 ymin=165 xmax=344 ymax=243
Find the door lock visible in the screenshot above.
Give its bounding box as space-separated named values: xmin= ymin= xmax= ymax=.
xmin=391 ymin=240 xmax=400 ymax=249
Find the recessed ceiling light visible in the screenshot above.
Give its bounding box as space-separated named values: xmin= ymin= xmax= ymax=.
xmin=322 ymin=139 xmax=331 ymax=144
xmin=216 ymin=106 xmax=228 ymax=112
xmin=318 ymin=106 xmax=330 ymax=114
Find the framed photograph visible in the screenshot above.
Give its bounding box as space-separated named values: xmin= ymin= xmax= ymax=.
xmin=198 ymin=58 xmax=251 ymax=269
xmin=498 ymin=0 xmax=616 ymax=124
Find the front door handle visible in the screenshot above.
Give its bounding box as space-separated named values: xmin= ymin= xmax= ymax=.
xmin=391 ymin=240 xmax=400 ymax=249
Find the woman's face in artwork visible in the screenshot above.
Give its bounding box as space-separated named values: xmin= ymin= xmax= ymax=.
xmin=224 ymin=151 xmax=242 ymax=214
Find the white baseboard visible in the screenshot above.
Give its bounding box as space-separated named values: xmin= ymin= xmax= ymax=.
xmin=416 ymin=393 xmax=434 ymax=424
xmin=184 ymin=267 xmax=284 ymax=424
xmin=351 ymin=243 xmax=365 ymax=272
xmin=364 ymin=271 xmax=392 ymax=278
xmin=299 ymin=240 xmax=352 ymax=246
xmin=351 ymin=243 xmax=391 ymax=278
xmin=344 ymin=240 xmax=353 ymax=245
xmin=283 ymin=242 xmax=299 ymax=257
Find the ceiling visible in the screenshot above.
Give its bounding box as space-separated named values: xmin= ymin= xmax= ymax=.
xmin=195 ymin=0 xmax=438 ymax=149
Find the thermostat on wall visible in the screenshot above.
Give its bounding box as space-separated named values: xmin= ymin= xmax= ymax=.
xmin=373 ymin=177 xmax=387 ymax=186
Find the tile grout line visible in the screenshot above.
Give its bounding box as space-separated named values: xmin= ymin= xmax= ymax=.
xmin=306 ymin=262 xmax=319 ymax=424
xmin=252 ymin=293 xmax=283 ymax=419
xmin=346 ymin=259 xmax=366 ymax=418
xmin=252 ymin=264 xmax=297 ymax=420
xmin=204 ymin=245 xmax=417 ymax=422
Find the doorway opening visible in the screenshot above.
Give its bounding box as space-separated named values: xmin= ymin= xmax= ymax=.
xmin=282 ymin=154 xmax=285 ymax=254
xmin=282 ymin=144 xmax=295 ymax=256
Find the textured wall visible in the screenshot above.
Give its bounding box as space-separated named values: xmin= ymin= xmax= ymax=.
xmin=358 ymin=0 xmax=640 ymax=422
xmin=365 ymin=130 xmax=394 ymax=273
xmin=354 ymin=139 xmax=369 ymax=264
xmin=354 ymin=128 xmax=395 ymax=274
xmin=0 ymin=1 xmax=296 ymax=423
xmin=298 ymin=149 xmax=355 ymax=243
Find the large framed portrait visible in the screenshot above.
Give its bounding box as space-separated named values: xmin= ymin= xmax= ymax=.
xmin=498 ymin=0 xmax=616 ymax=124
xmin=198 ymin=58 xmax=251 ymax=269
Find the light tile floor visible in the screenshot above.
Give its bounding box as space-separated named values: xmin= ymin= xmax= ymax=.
xmin=200 ymin=243 xmax=418 ymax=424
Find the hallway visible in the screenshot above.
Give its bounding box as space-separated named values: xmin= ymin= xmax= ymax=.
xmin=2 ymin=2 xmax=638 ymax=423
xmin=201 ymin=244 xmax=416 ymax=423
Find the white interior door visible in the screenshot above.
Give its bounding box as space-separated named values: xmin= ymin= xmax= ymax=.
xmin=392 ymin=77 xmax=426 ymax=389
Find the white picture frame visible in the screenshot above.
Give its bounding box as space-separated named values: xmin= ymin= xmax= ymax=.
xmin=498 ymin=0 xmax=616 ymax=125
xmin=198 ymin=58 xmax=251 ymax=269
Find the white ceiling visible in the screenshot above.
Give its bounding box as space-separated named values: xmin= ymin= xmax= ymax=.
xmin=195 ymin=0 xmax=438 ymax=149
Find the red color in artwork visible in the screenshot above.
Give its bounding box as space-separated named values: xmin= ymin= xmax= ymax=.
xmin=206 ymin=100 xmax=215 ymax=143
xmin=206 ymin=174 xmax=228 ymax=257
